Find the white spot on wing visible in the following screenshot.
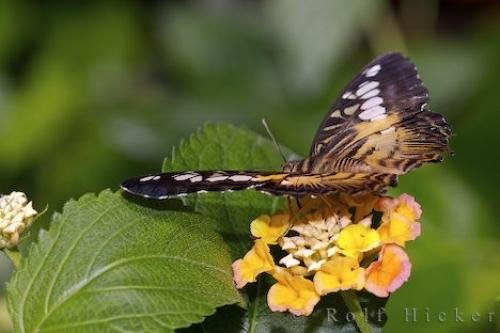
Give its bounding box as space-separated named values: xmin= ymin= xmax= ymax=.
xmin=358 ymin=81 xmax=370 ymax=88
xmin=361 ymin=88 xmax=380 ymax=99
xmin=361 ymin=97 xmax=383 ymax=110
xmin=174 ymin=173 xmax=198 ymax=181
xmin=207 ymin=175 xmax=229 ymax=182
xmin=229 ymin=175 xmax=253 ymax=182
xmin=359 ymin=106 xmax=386 ymax=120
xmin=342 ymin=91 xmax=357 ymax=100
xmin=356 ymin=81 xmax=379 ymax=96
xmin=189 ymin=176 xmax=203 ymax=183
xmin=330 ymin=110 xmax=341 ymax=118
xmin=365 ymin=64 xmax=381 ymax=77
xmin=139 ymin=175 xmax=155 ymax=182
xmin=322 ymin=124 xmax=342 ymax=131
xmin=314 ymin=143 xmax=323 ymax=154
xmin=343 ymin=104 xmax=359 ymax=116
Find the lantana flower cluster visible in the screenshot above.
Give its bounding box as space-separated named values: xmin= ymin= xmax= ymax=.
xmin=232 ymin=193 xmax=422 ymax=316
xmin=0 ymin=191 xmax=38 ymax=249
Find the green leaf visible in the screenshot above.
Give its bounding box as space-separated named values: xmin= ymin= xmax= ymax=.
xmin=162 ymin=123 xmax=289 ymax=259
xmin=7 ymin=190 xmax=241 ymax=332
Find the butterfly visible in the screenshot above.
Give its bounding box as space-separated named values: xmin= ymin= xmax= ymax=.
xmin=121 ymin=53 xmax=452 ymax=199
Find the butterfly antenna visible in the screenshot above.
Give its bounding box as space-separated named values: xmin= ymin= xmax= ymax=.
xmin=261 ymin=118 xmax=287 ymax=163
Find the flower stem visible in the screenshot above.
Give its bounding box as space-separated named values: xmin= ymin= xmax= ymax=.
xmin=341 ymin=290 xmax=371 ymax=333
xmin=3 ymin=248 xmax=22 ymax=268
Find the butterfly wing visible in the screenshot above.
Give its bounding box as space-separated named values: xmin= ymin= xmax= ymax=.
xmin=121 ymin=53 xmax=452 ymax=200
xmin=121 ymin=171 xmax=396 ymax=199
xmin=308 ymin=53 xmax=451 ymax=176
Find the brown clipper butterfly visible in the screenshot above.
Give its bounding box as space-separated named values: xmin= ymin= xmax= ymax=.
xmin=121 ymin=53 xmax=452 ymax=199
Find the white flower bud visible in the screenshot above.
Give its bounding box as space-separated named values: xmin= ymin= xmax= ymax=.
xmin=0 ymin=191 xmax=38 ymax=249
xmin=280 ymin=237 xmax=297 ymax=250
xmin=311 ymin=240 xmax=328 ymax=251
xmin=279 ymin=254 xmax=301 ymax=268
xmin=307 ymin=259 xmax=326 ymax=272
xmin=294 ymin=248 xmax=315 ymax=258
xmin=327 ymin=246 xmax=338 ymax=257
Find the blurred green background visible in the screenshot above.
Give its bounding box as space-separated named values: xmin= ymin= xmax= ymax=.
xmin=0 ymin=0 xmax=499 ymax=332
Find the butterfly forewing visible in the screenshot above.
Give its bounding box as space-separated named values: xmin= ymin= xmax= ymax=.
xmin=306 ymin=53 xmax=450 ymax=175
xmin=311 ymin=53 xmax=428 ymax=155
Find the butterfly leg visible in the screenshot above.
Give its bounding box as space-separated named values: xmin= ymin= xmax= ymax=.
xmin=287 ymin=196 xmax=311 ymax=225
xmin=319 ymin=195 xmax=332 ymax=209
xmin=294 ymin=197 xmax=303 ymax=210
xmin=287 ymin=197 xmax=297 ymax=214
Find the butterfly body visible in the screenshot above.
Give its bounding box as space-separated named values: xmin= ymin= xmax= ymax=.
xmin=121 ymin=53 xmax=451 ymax=199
